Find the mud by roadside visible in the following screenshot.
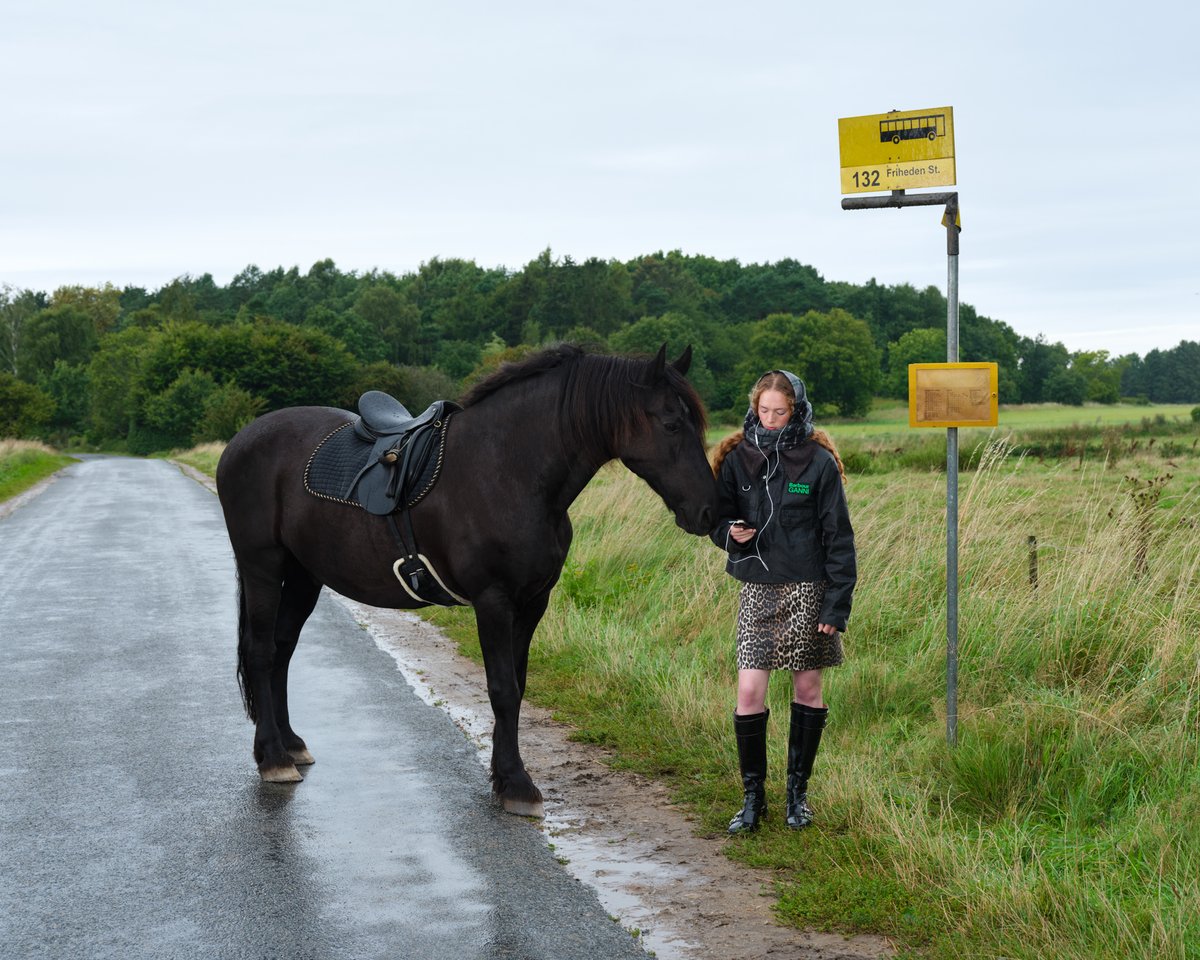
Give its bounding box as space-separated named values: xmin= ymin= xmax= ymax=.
xmin=338 ymin=601 xmax=893 ymax=960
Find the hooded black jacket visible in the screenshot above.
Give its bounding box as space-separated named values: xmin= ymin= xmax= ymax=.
xmin=710 ymin=437 xmax=857 ymax=631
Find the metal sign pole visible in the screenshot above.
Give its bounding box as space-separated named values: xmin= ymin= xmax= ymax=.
xmin=842 ymin=189 xmax=962 ymax=748
xmin=944 ymin=198 xmax=960 ymax=747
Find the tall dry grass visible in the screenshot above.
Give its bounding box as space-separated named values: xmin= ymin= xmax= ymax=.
xmin=170 ymin=442 xmax=225 ymax=478
xmin=0 ymin=438 xmax=58 ymax=457
xmin=825 ymin=441 xmax=1200 ymax=957
xmin=433 ymin=444 xmax=1200 ymax=958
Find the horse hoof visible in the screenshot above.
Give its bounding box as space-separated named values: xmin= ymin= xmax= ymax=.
xmin=288 ymin=748 xmax=315 ymax=766
xmin=260 ymin=764 xmax=303 ymax=783
xmin=502 ymin=797 xmax=545 ymax=819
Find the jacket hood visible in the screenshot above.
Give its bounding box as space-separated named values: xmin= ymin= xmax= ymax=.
xmin=754 ymin=369 xmax=812 ymax=433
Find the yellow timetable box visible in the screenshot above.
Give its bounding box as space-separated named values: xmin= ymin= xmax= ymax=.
xmin=909 ymin=363 xmax=998 ymax=428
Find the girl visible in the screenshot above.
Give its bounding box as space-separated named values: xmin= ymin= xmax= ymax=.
xmin=710 ymin=370 xmax=856 ymax=832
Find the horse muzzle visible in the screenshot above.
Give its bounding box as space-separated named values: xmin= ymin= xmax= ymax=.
xmin=674 ymin=503 xmax=715 ymax=536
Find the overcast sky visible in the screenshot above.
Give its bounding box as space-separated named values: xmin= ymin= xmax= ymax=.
xmin=3 ymin=1 xmax=1196 ymax=356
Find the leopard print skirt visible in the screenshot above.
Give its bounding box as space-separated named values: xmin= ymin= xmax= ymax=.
xmin=735 ymin=581 xmax=844 ymax=672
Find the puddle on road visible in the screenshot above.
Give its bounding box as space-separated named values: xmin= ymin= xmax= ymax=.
xmin=539 ymin=806 xmax=699 ymax=958
xmin=338 ymin=599 xmax=700 ymax=960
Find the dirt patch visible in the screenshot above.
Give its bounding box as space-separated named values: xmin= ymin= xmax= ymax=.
xmin=340 ymin=601 xmax=893 ymax=960
xmin=175 ymin=461 xmax=891 ymax=959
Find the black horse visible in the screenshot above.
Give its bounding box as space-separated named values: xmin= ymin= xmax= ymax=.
xmin=216 ymin=344 xmax=717 ymax=817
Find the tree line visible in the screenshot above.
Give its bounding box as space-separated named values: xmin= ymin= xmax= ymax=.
xmin=2 ymin=250 xmax=1197 ymax=451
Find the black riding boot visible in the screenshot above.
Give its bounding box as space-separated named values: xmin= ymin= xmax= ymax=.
xmin=786 ymin=702 xmax=828 ymax=830
xmin=728 ymin=710 xmax=769 ymax=834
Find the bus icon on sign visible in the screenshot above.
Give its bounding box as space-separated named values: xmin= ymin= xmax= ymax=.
xmin=879 ymin=114 xmax=946 ymax=144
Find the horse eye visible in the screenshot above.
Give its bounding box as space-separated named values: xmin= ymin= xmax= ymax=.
xmin=663 ymin=419 xmax=682 ymax=435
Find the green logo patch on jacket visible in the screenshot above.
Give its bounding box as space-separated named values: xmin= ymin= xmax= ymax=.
xmin=788 ymin=482 xmax=810 ymax=494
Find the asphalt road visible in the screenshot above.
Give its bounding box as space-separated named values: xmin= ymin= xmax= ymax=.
xmin=0 ymin=456 xmax=648 ymax=960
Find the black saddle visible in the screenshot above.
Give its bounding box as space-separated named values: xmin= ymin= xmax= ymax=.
xmin=305 ymin=392 xmax=461 ymax=516
xmin=355 ymin=391 xmax=446 ymax=440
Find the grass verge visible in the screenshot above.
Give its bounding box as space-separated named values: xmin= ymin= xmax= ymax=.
xmin=0 ymin=439 xmax=76 ymax=501
xmin=426 ymin=442 xmax=1200 ymax=959
xmin=169 ymin=442 xmax=225 ymax=479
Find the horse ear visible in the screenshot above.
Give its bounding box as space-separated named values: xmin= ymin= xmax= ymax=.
xmin=642 ymin=343 xmax=667 ymax=385
xmin=671 ymin=345 xmax=693 ymax=376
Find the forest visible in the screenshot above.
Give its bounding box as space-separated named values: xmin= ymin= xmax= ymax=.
xmin=2 ymin=249 xmax=1198 ymax=452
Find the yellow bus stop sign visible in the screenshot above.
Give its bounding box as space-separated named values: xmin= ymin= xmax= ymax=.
xmin=839 ymin=107 xmax=956 ymax=193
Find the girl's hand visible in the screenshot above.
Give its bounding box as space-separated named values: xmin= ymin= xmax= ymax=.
xmin=730 ymin=523 xmax=756 ymax=544
xmin=816 ymin=623 xmax=839 ymax=635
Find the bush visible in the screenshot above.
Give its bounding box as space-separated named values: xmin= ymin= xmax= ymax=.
xmin=141 ymin=368 xmax=218 ymax=450
xmin=0 ymin=372 xmax=55 ymax=438
xmin=340 ymin=362 xmax=460 ymax=412
xmin=194 ymin=383 xmax=266 ymax=442
xmin=125 ymin=422 xmax=179 ymax=456
xmin=38 ymin=360 xmax=90 ymax=441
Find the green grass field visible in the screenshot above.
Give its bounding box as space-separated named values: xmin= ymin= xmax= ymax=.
xmin=815 ymin=401 xmax=1195 ymax=436
xmin=714 ymin=402 xmax=1198 ymax=445
xmin=706 ymin=403 xmax=1200 ymax=477
xmin=5 ymin=403 xmax=1199 ymax=958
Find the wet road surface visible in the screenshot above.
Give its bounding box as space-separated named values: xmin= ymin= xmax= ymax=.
xmin=0 ymin=456 xmax=649 ymax=960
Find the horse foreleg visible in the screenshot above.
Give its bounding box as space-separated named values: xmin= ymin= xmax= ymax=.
xmin=474 ymin=591 xmax=543 ymax=818
xmin=238 ymin=566 xmax=303 ymax=783
xmin=271 ymin=567 xmax=322 ymax=767
xmin=513 ymin=590 xmax=551 ymax=701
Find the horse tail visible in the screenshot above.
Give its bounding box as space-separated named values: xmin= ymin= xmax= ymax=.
xmin=234 ymin=566 xmax=258 ymax=723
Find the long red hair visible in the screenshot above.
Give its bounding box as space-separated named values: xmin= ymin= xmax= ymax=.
xmin=710 ymin=373 xmax=846 ymax=484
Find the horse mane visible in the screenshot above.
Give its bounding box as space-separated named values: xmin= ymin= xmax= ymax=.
xmin=461 ymin=343 xmax=708 ymax=458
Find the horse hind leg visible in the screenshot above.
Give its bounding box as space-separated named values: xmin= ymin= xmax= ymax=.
xmin=271 ymin=565 xmax=322 ymax=767
xmin=236 ymin=563 xmax=304 ymax=783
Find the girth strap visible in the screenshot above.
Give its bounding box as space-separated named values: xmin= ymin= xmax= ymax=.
xmin=386 ymin=512 xmax=469 ymax=608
